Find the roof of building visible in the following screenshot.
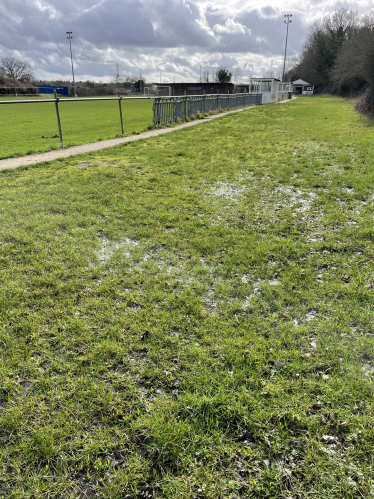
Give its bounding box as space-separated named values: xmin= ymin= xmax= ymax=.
xmin=292 ymin=79 xmax=312 ymax=86
xmin=250 ymin=78 xmax=280 ymax=81
xmin=154 ymin=82 xmax=233 ymax=86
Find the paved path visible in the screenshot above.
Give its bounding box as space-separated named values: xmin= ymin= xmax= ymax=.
xmin=0 ymin=97 xmax=297 ymax=172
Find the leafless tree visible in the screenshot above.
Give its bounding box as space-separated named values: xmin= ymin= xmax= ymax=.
xmin=264 ymin=69 xmax=281 ymax=79
xmin=331 ymin=24 xmax=374 ymax=113
xmin=201 ymin=70 xmax=210 ymax=83
xmin=112 ymin=72 xmax=137 ymax=85
xmin=232 ymin=66 xmax=243 ymax=84
xmin=289 ymin=8 xmax=360 ymax=90
xmin=0 ymin=57 xmax=34 ymax=82
xmin=125 ymin=73 xmax=142 ymax=83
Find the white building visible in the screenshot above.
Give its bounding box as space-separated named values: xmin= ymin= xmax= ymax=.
xmin=292 ymin=79 xmax=314 ymax=95
xmin=249 ymin=78 xmax=279 ymax=104
xmin=279 ymin=82 xmax=293 ymax=100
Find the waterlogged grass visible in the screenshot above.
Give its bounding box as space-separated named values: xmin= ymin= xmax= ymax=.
xmin=1 ymin=95 xmax=374 ymax=498
xmin=0 ymin=97 xmax=153 ymax=159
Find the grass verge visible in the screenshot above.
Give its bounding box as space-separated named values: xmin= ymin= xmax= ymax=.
xmin=0 ymin=95 xmax=374 ymax=498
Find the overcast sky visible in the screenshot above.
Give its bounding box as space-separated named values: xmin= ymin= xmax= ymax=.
xmin=0 ymin=0 xmax=373 ymax=83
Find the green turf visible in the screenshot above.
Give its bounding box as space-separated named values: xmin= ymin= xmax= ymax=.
xmin=0 ymin=97 xmax=154 ymax=159
xmin=1 ymin=96 xmax=374 ymax=498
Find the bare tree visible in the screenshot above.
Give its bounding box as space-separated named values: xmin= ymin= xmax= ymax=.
xmin=232 ymin=66 xmax=243 ymax=84
xmin=331 ymin=23 xmax=374 ymax=111
xmin=112 ymin=71 xmax=141 ymax=86
xmin=202 ymin=70 xmax=210 ymax=83
xmin=289 ymin=8 xmax=359 ymax=91
xmin=264 ymin=69 xmax=281 ymax=79
xmin=124 ymin=73 xmax=141 ymax=84
xmin=0 ymin=57 xmax=34 ymax=82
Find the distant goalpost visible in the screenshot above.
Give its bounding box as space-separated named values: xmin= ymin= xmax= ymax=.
xmin=156 ymin=86 xmax=172 ymax=96
xmin=144 ymin=86 xmax=172 ymax=97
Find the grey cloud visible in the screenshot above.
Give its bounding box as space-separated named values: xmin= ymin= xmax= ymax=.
xmin=0 ymin=0 xmax=371 ymax=82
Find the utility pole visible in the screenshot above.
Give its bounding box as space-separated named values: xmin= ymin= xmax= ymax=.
xmin=282 ymin=15 xmax=292 ymax=82
xmin=66 ymin=31 xmax=77 ymax=97
xmin=140 ymin=68 xmax=142 ymax=94
xmin=200 ymin=66 xmax=201 ymax=83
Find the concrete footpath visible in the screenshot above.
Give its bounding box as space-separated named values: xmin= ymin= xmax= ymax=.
xmin=0 ymin=97 xmax=296 ymax=172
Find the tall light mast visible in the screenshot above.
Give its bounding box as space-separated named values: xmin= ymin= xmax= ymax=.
xmin=282 ymin=15 xmax=292 ymax=82
xmin=66 ymin=32 xmax=77 ymax=97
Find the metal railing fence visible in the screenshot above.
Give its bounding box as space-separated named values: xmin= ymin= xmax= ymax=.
xmin=153 ymin=93 xmax=262 ymax=125
xmin=0 ymin=92 xmax=262 ymax=149
xmin=0 ymin=91 xmax=156 ymax=148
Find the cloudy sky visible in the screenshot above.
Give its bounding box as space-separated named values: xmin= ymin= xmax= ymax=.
xmin=0 ymin=0 xmax=373 ymax=84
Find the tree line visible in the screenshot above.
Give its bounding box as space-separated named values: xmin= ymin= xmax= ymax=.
xmin=0 ymin=56 xmax=236 ymax=90
xmin=289 ymin=8 xmax=374 ymax=114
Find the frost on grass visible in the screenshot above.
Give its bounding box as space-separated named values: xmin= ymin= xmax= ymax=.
xmin=242 ymin=278 xmax=281 ymax=309
xmin=209 ymin=181 xmax=246 ymax=201
xmin=208 ymin=173 xmax=321 ymax=230
xmin=128 ymin=246 xmax=240 ymax=315
xmin=274 ymin=187 xmax=316 ymax=213
xmin=305 ymin=309 xmax=317 ymax=322
xmin=97 ymin=236 xmax=139 ymax=264
xmin=290 ymin=141 xmax=358 ymax=174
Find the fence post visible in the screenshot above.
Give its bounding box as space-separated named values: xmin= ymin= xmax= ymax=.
xmin=152 ymin=98 xmax=156 ymax=125
xmin=118 ymin=92 xmax=124 ymax=135
xmin=53 ymin=90 xmax=63 ymax=147
xmin=202 ymin=94 xmax=206 ymax=113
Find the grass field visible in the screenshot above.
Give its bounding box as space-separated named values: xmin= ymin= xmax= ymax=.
xmin=0 ymin=97 xmax=154 ymax=160
xmin=1 ymin=96 xmax=374 ymax=498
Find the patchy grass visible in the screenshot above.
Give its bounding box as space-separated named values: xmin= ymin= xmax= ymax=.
xmin=1 ymin=95 xmax=374 ymax=498
xmin=0 ymin=97 xmax=154 ymax=159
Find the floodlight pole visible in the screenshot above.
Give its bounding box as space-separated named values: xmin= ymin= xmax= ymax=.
xmin=66 ymin=32 xmax=77 ymax=97
xmin=282 ymin=15 xmax=292 ymax=82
